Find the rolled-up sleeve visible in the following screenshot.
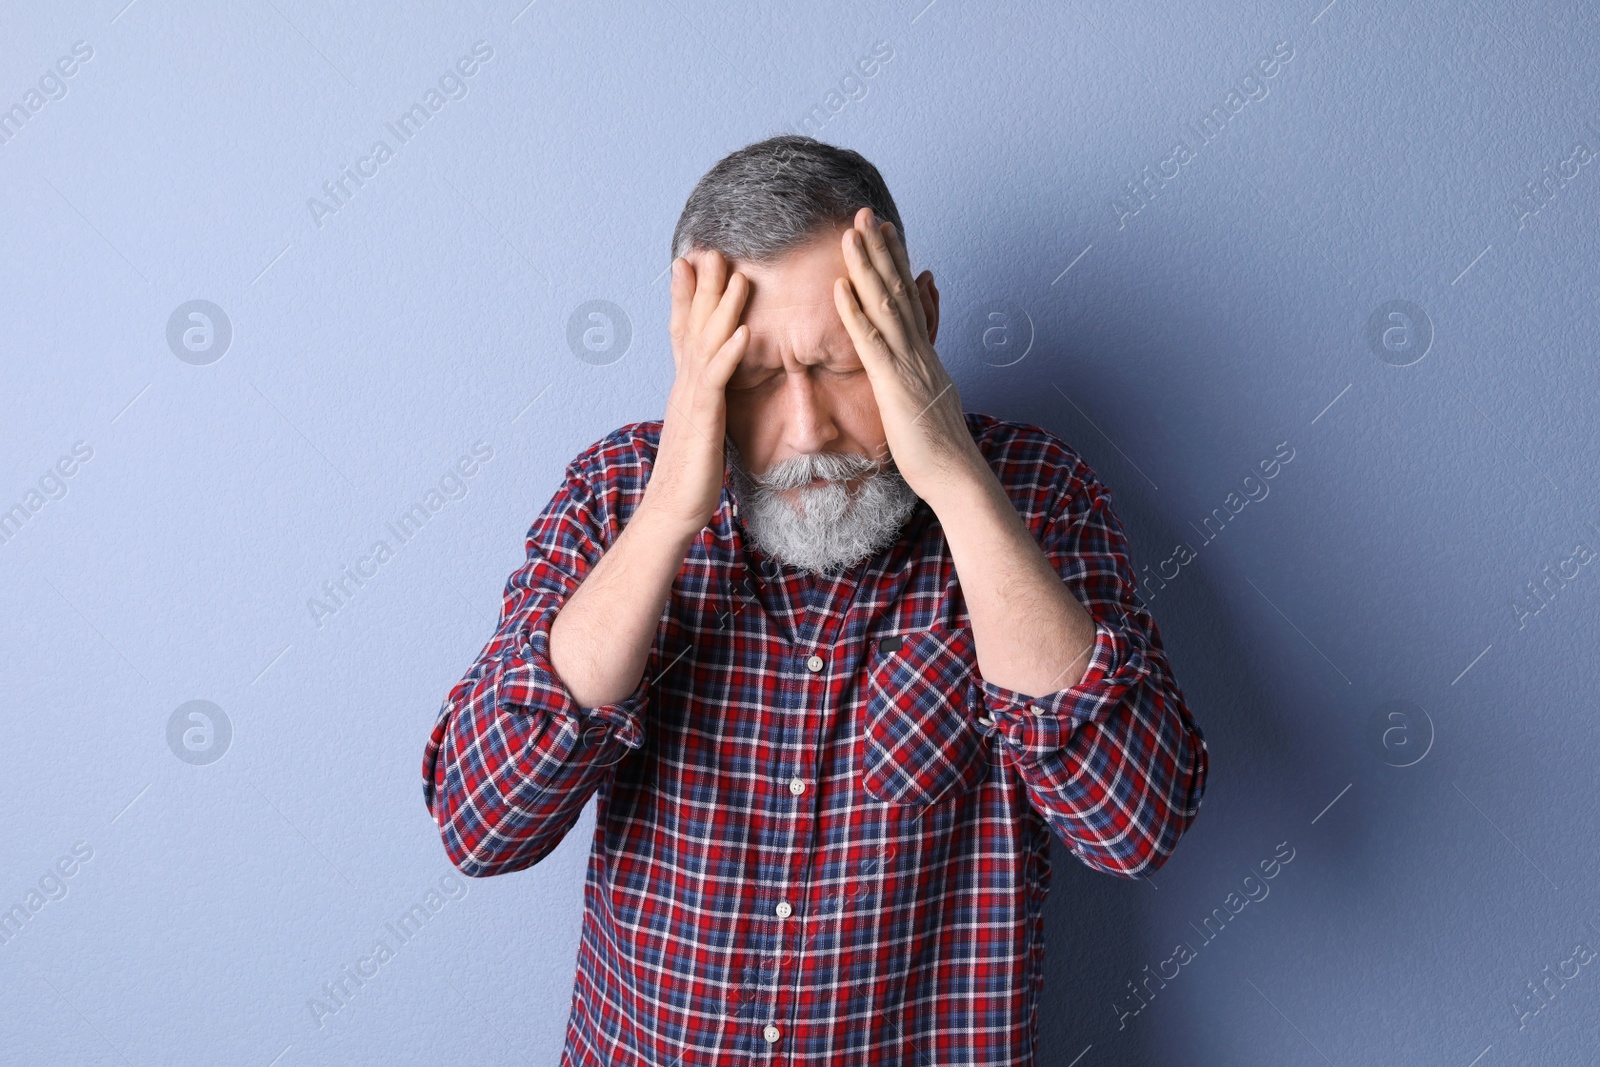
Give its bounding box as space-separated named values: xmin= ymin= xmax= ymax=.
xmin=423 ymin=465 xmax=650 ymax=878
xmin=974 ymin=479 xmax=1209 ymax=879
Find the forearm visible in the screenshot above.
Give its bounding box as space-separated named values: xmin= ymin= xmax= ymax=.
xmin=428 ymin=690 xmax=632 ymax=876
xmin=917 ymin=439 xmax=1208 ymax=877
xmin=548 ymin=497 xmax=700 ymax=708
xmin=929 ymin=455 xmax=1098 ymax=699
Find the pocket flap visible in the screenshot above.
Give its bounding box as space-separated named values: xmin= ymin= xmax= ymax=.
xmin=861 ymin=626 xmax=990 ymax=812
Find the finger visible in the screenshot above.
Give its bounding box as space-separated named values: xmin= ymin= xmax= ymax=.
xmin=878 ymin=220 xmax=928 ymax=338
xmin=848 ymin=211 xmax=915 ymax=347
xmin=687 ymin=249 xmax=728 ymax=336
xmin=856 ymin=211 xmax=919 ymax=337
xmin=832 ymin=275 xmax=894 ymax=368
xmin=841 ymin=224 xmax=912 ymax=357
xmin=668 ymin=258 xmax=691 ymax=366
xmin=703 ymin=270 xmax=749 ymax=357
xmin=706 ymin=323 xmax=751 ymax=386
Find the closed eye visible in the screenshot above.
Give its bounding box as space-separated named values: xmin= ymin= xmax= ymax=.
xmin=729 ymin=360 xmax=862 ymax=392
xmin=727 ymin=374 xmax=779 ymax=393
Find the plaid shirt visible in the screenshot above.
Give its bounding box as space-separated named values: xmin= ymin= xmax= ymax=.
xmin=423 ymin=411 xmax=1208 ymax=1066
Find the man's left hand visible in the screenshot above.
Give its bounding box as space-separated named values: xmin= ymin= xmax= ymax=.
xmin=832 ymin=206 xmax=984 ymax=505
xmin=834 ymin=207 xmax=1099 ymax=699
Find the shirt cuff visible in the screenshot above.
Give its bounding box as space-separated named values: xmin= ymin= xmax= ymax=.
xmin=497 ymin=604 xmax=648 ymax=750
xmin=973 ymin=609 xmax=1153 ymax=763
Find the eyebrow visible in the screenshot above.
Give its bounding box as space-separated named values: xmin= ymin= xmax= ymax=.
xmin=740 ymin=331 xmax=857 ymax=355
xmin=738 ymin=300 xmax=831 ymax=328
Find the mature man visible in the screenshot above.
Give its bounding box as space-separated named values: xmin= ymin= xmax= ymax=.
xmin=423 ymin=135 xmax=1208 ymax=1066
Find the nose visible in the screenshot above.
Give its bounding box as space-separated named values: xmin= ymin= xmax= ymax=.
xmin=781 ymin=368 xmax=841 ymax=456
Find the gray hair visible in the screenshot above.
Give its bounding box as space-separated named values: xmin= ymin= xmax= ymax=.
xmin=670 ymin=134 xmax=906 ymax=266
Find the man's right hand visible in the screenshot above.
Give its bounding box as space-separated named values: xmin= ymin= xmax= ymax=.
xmin=642 ymin=249 xmax=752 ymax=534
xmin=542 ymin=249 xmax=750 ymax=712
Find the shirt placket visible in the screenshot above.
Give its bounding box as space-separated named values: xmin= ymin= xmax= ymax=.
xmin=751 ymin=573 xmax=851 ymax=1061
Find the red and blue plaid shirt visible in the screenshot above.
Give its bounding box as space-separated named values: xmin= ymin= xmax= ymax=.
xmin=423 ymin=411 xmax=1209 ymax=1066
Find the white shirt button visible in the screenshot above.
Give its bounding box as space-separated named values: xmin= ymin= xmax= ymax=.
xmin=1029 ymin=704 xmax=1046 ymax=716
xmin=788 ymin=777 xmax=806 ymax=796
xmin=763 ymin=1024 xmax=781 ymax=1043
xmin=977 ymin=714 xmax=996 ymax=728
xmin=775 ymin=900 xmax=792 ymax=918
xmin=805 ymin=654 xmax=824 ymax=672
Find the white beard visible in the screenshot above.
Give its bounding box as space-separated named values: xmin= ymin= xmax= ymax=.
xmin=725 ymin=436 xmax=920 ymax=578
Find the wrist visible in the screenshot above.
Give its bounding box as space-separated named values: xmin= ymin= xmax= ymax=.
xmin=920 ymin=444 xmax=1002 ymax=517
xmin=632 ymin=492 xmax=714 ymax=546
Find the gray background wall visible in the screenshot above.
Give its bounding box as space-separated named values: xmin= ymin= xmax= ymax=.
xmin=3 ymin=1 xmax=1598 ymax=1064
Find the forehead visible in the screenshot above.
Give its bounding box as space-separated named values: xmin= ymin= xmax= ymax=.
xmin=732 ymin=226 xmax=855 ymax=359
xmin=732 ymin=231 xmax=851 ymax=329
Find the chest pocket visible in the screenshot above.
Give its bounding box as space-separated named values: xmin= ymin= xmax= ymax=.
xmin=860 ymin=625 xmax=990 ymax=815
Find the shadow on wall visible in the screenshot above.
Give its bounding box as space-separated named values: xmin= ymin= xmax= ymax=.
xmin=1026 ymin=449 xmax=1315 ymax=1066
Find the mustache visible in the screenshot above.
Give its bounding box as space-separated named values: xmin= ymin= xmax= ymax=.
xmin=755 ymin=450 xmax=884 ymax=491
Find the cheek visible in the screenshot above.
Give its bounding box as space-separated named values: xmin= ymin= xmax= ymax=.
xmin=833 ymin=376 xmax=885 ymax=445
xmin=725 ymin=395 xmax=782 ymax=461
